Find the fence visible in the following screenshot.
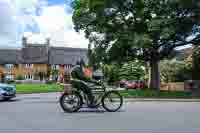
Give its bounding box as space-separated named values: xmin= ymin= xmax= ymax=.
xmin=160 ymin=82 xmax=184 ymax=91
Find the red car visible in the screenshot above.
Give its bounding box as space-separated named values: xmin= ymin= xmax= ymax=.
xmin=120 ymin=80 xmax=146 ymax=89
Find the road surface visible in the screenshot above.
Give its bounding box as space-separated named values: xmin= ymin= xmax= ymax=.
xmin=0 ymin=93 xmax=200 ymax=133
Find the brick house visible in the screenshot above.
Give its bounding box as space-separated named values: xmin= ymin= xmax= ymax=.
xmin=0 ymin=37 xmax=88 ymax=82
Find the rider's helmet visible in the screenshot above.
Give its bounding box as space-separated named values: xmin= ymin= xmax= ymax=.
xmin=70 ymin=65 xmax=82 ymax=80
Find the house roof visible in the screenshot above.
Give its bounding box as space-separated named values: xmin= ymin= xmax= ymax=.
xmin=21 ymin=46 xmax=49 ymax=64
xmin=49 ymin=47 xmax=88 ymax=65
xmin=0 ymin=46 xmax=88 ymax=65
xmin=0 ymin=49 xmax=21 ymax=64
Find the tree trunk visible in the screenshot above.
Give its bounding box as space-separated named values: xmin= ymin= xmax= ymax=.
xmin=192 ymin=48 xmax=200 ymax=95
xmin=149 ymin=58 xmax=160 ymax=90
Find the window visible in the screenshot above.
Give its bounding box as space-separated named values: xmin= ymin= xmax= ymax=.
xmin=51 ymin=65 xmax=56 ymax=70
xmin=56 ymin=65 xmax=59 ymax=70
xmin=25 ymin=74 xmax=33 ymax=80
xmin=52 ymin=74 xmax=59 ymax=81
xmin=25 ymin=64 xmax=33 ymax=68
xmin=5 ymin=75 xmax=14 ymax=80
xmin=52 ymin=65 xmax=59 ymax=70
xmin=64 ymin=65 xmax=71 ymax=70
xmin=5 ymin=64 xmax=14 ymax=69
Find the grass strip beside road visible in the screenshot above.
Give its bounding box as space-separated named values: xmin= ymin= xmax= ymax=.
xmin=119 ymin=89 xmax=194 ymax=98
xmin=16 ymin=84 xmax=62 ymax=94
xmin=16 ymin=84 xmax=197 ymax=98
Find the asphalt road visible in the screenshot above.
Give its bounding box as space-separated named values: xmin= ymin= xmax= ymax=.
xmin=0 ymin=93 xmax=200 ymax=133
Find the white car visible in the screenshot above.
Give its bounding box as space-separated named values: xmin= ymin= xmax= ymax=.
xmin=0 ymin=83 xmax=16 ymax=101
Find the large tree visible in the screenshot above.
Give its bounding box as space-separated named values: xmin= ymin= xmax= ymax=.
xmin=72 ymin=0 xmax=200 ymax=90
xmin=192 ymin=46 xmax=200 ymax=80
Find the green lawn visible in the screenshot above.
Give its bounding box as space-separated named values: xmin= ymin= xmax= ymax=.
xmin=15 ymin=84 xmax=195 ymax=98
xmin=16 ymin=84 xmax=62 ymax=94
xmin=119 ymin=89 xmax=193 ymax=98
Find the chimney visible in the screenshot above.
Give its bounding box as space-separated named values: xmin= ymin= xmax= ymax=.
xmin=46 ymin=38 xmax=50 ymax=46
xmin=22 ymin=37 xmax=27 ymax=47
xmin=46 ymin=38 xmax=50 ymax=63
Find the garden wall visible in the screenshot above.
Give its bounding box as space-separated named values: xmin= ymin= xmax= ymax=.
xmin=161 ymin=82 xmax=185 ymax=91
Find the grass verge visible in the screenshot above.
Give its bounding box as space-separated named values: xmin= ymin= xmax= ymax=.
xmin=119 ymin=89 xmax=194 ymax=98
xmin=15 ymin=84 xmax=197 ymax=98
xmin=16 ymin=84 xmax=62 ymax=94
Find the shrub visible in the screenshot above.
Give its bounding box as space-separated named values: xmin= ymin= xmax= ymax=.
xmin=102 ymin=61 xmax=146 ymax=85
xmin=46 ymin=80 xmax=54 ymax=84
xmin=160 ymin=59 xmax=192 ymax=83
xmin=16 ymin=75 xmax=24 ymax=80
xmin=6 ymin=80 xmax=15 ymax=84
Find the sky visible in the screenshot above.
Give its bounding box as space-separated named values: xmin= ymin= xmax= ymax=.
xmin=0 ymin=0 xmax=89 ymax=48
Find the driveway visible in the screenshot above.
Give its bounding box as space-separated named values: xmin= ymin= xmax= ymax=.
xmin=0 ymin=93 xmax=200 ymax=133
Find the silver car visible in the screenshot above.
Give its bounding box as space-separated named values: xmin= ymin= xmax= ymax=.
xmin=0 ymin=83 xmax=16 ymax=101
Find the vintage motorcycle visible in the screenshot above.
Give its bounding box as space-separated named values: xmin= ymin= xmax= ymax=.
xmin=59 ymin=72 xmax=123 ymax=113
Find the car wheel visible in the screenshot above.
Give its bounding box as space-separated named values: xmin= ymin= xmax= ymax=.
xmin=3 ymin=98 xmax=11 ymax=101
xmin=0 ymin=94 xmax=4 ymax=101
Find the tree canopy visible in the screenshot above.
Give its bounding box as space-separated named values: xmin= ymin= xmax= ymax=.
xmin=72 ymin=0 xmax=200 ymax=89
xmin=102 ymin=61 xmax=145 ymax=84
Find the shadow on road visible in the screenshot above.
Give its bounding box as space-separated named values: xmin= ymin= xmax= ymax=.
xmin=78 ymin=109 xmax=106 ymax=113
xmin=0 ymin=99 xmax=20 ymax=103
xmin=61 ymin=108 xmax=125 ymax=114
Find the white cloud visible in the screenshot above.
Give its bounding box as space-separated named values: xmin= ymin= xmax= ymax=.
xmin=0 ymin=0 xmax=19 ymax=48
xmin=24 ymin=32 xmax=46 ymax=44
xmin=0 ymin=0 xmax=89 ymax=48
xmin=14 ymin=0 xmax=37 ymax=12
xmin=36 ymin=6 xmax=69 ymax=31
xmin=35 ymin=4 xmax=88 ymax=48
xmin=0 ymin=0 xmax=45 ymax=48
xmin=64 ymin=31 xmax=89 ymax=48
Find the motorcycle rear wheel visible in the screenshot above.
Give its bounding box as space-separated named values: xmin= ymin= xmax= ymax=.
xmin=59 ymin=91 xmax=82 ymax=113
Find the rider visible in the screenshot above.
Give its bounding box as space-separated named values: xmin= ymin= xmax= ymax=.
xmin=71 ymin=64 xmax=100 ymax=105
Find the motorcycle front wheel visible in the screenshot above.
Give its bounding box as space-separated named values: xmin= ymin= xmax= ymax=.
xmin=102 ymin=91 xmax=123 ymax=112
xmin=59 ymin=91 xmax=82 ymax=113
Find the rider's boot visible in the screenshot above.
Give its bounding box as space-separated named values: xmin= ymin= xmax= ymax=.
xmin=88 ymin=95 xmax=98 ymax=108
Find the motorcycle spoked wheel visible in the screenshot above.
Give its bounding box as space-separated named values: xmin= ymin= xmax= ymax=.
xmin=102 ymin=91 xmax=123 ymax=112
xmin=59 ymin=91 xmax=83 ymax=113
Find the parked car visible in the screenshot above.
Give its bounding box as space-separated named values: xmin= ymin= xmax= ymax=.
xmin=0 ymin=83 xmax=16 ymax=101
xmin=120 ymin=80 xmax=146 ymax=90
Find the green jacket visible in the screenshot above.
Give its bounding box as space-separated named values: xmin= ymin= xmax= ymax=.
xmin=71 ymin=66 xmax=90 ymax=81
xmin=71 ymin=66 xmax=101 ymax=85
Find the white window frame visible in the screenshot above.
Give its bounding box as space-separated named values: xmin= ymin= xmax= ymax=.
xmin=64 ymin=64 xmax=71 ymax=70
xmin=25 ymin=74 xmax=33 ymax=80
xmin=5 ymin=74 xmax=14 ymax=80
xmin=52 ymin=65 xmax=59 ymax=70
xmin=25 ymin=64 xmax=33 ymax=68
xmin=51 ymin=65 xmax=56 ymax=70
xmin=5 ymin=64 xmax=14 ymax=69
xmin=56 ymin=65 xmax=59 ymax=70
